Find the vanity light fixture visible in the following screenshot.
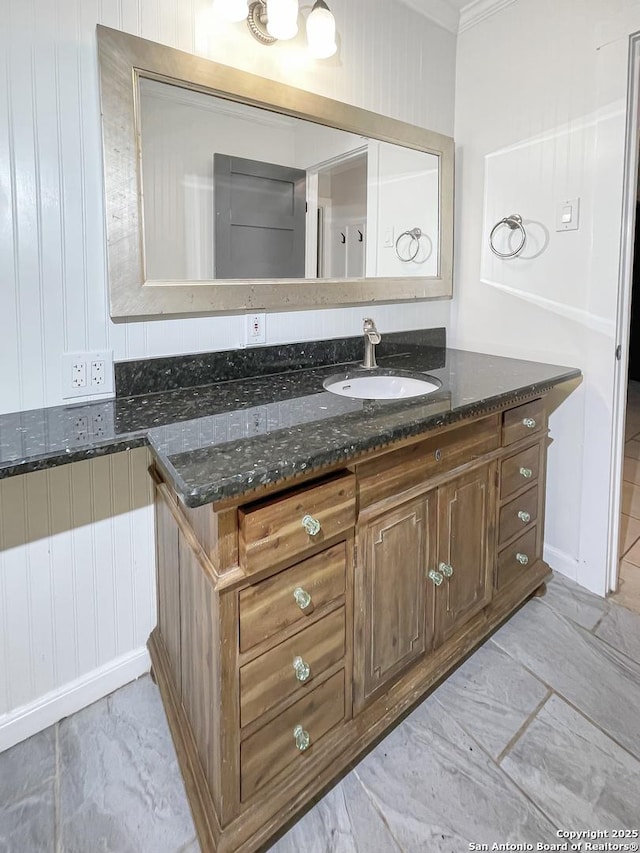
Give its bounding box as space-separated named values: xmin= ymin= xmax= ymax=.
xmin=306 ymin=0 xmax=337 ymax=58
xmin=218 ymin=0 xmax=338 ymax=57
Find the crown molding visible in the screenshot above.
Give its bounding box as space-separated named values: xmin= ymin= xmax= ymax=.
xmin=458 ymin=0 xmax=519 ymax=34
xmin=398 ymin=0 xmax=460 ymax=34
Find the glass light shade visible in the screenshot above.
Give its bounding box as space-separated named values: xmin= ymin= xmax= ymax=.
xmin=212 ymin=0 xmax=249 ymax=23
xmin=306 ymin=2 xmax=336 ymax=58
xmin=266 ymin=0 xmax=299 ymax=40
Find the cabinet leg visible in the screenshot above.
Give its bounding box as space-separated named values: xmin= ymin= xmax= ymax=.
xmin=532 ymin=582 xmax=547 ymax=598
xmin=149 ymin=665 xmax=157 ymax=685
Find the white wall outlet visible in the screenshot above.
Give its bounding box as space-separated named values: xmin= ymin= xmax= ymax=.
xmin=91 ymin=360 xmax=105 ymax=386
xmin=245 ymin=313 xmax=266 ymax=347
xmin=383 ymin=226 xmax=395 ymax=248
xmin=72 ymin=361 xmax=86 ymax=388
xmin=62 ymin=351 xmax=114 ymax=399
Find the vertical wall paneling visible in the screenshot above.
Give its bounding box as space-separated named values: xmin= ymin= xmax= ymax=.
xmin=0 ymin=451 xmax=155 ymax=748
xmin=0 ymin=0 xmax=456 ymax=748
xmin=71 ymin=459 xmax=99 ymax=676
xmin=0 ymin=475 xmax=31 ymax=711
xmin=0 ymin=42 xmax=22 ymax=419
xmin=452 ymin=0 xmax=640 ymax=593
xmin=47 ymin=464 xmax=78 ymax=691
xmin=0 ymin=0 xmax=456 ymax=415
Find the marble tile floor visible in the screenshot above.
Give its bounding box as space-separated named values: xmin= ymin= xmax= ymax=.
xmin=617 ymin=380 xmax=640 ymax=613
xmin=1 ymin=572 xmax=639 ymax=853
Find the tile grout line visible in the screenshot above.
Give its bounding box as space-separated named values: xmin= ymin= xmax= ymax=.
xmin=489 ymin=636 xmax=640 ymax=765
xmin=618 ymin=518 xmax=640 ymax=559
xmin=544 ymin=688 xmax=640 ymax=765
xmin=532 ymin=593 xmax=610 ymax=636
xmin=589 ymin=610 xmax=608 ymax=635
xmin=495 ymin=688 xmax=553 ymax=765
xmin=429 ymin=693 xmax=561 ymax=834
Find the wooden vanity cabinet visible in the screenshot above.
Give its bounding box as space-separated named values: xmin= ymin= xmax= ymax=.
xmin=149 ymin=395 xmax=553 ymax=853
xmin=435 ymin=462 xmax=496 ymax=643
xmin=355 ymin=492 xmax=437 ymax=707
xmin=354 ymin=461 xmax=496 ymax=709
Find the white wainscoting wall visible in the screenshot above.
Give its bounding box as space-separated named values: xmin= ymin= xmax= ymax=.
xmin=452 ymin=0 xmax=640 ymax=594
xmin=0 ymin=0 xmax=456 ymax=748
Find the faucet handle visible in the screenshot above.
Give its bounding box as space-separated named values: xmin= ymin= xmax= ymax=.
xmin=363 ymin=318 xmax=381 ymax=342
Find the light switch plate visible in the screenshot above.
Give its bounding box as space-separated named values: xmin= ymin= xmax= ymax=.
xmin=556 ymin=197 xmax=580 ymax=231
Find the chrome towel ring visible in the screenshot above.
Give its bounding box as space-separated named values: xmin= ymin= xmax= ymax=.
xmin=395 ymin=227 xmax=423 ymax=262
xmin=489 ymin=214 xmax=526 ymax=258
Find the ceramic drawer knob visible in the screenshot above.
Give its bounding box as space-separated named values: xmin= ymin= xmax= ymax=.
xmin=517 ymin=510 xmax=531 ymax=524
xmin=293 ymin=724 xmax=311 ymax=752
xmin=516 ymin=552 xmax=529 ymax=566
xmin=439 ymin=561 xmax=454 ymax=578
xmin=522 ymin=417 xmax=536 ymax=429
xmin=293 ymin=656 xmax=311 ymax=683
xmin=293 ymin=586 xmax=312 ymax=611
xmin=428 ymin=569 xmax=444 ymax=586
xmin=301 ymin=514 xmax=321 ymax=536
xmin=519 ymin=466 xmax=533 ymax=479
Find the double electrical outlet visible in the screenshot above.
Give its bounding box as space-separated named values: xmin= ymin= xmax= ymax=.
xmin=62 ymin=351 xmax=114 ymax=399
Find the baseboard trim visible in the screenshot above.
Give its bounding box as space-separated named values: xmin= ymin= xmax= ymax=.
xmin=544 ymin=543 xmax=579 ymax=583
xmin=0 ymin=647 xmax=150 ymax=753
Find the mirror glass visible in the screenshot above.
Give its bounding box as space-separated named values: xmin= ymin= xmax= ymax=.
xmin=139 ymin=79 xmax=440 ymax=282
xmin=97 ymin=25 xmax=454 ymax=318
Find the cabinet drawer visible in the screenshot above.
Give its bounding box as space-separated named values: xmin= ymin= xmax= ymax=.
xmin=497 ymin=527 xmax=539 ymax=589
xmin=239 ymin=472 xmax=355 ymax=575
xmin=240 ymin=607 xmax=345 ymax=728
xmin=502 ymin=399 xmax=545 ymax=446
xmin=358 ymin=415 xmax=500 ymax=509
xmin=239 ymin=542 xmax=346 ymax=652
xmin=498 ymin=486 xmax=538 ymax=546
xmin=240 ymin=669 xmax=345 ymax=802
xmin=500 ymin=444 xmax=541 ymax=500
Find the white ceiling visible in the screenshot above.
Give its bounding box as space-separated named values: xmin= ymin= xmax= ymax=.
xmin=397 ymin=0 xmax=512 ymax=35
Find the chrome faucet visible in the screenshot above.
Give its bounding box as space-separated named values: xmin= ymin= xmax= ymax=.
xmin=362 ymin=318 xmax=381 ymax=369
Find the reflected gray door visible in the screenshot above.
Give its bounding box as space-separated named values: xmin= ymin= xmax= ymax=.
xmin=214 ymin=154 xmax=306 ymax=279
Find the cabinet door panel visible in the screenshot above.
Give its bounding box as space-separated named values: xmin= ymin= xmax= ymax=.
xmin=357 ymin=493 xmax=436 ymax=707
xmin=436 ymin=464 xmax=496 ymax=644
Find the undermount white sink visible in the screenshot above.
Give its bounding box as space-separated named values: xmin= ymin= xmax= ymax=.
xmin=323 ymin=371 xmax=441 ymax=400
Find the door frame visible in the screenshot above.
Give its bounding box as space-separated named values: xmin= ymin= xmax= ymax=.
xmin=608 ymin=31 xmax=640 ymax=592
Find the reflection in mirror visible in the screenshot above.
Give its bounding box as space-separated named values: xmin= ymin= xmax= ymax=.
xmin=96 ymin=24 xmax=454 ymax=317
xmin=139 ymin=79 xmax=440 ymax=282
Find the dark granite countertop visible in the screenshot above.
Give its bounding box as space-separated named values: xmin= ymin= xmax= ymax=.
xmin=0 ymin=332 xmax=580 ymax=507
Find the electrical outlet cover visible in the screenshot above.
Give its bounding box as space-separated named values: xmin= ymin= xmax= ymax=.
xmin=245 ymin=313 xmax=266 ymax=346
xmin=62 ymin=351 xmax=114 ymax=399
